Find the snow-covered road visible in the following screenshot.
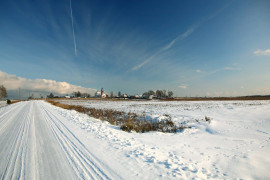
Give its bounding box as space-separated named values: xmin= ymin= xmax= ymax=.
xmin=0 ymin=101 xmax=119 ymax=180
xmin=1 ymin=100 xmax=270 ymax=179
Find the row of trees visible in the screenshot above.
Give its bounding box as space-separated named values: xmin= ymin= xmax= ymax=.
xmin=47 ymin=91 xmax=91 ymax=98
xmin=46 ymin=89 xmax=174 ymax=99
xmin=143 ymin=90 xmax=173 ymax=98
xmin=0 ymin=85 xmax=7 ymax=99
xmin=110 ymin=91 xmax=126 ymax=98
xmin=109 ymin=90 xmax=174 ymax=99
xmin=0 ymin=85 xmax=174 ymax=100
xmin=73 ymin=91 xmax=90 ymax=98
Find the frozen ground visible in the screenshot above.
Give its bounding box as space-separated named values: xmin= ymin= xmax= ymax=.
xmin=0 ymin=100 xmax=270 ymax=179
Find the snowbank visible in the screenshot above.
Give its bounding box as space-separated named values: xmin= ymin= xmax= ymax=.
xmin=0 ymin=101 xmax=7 ymax=107
xmin=52 ymin=99 xmax=270 ymax=179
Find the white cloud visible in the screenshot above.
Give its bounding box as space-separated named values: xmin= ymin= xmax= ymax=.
xmin=178 ymin=84 xmax=187 ymax=89
xmin=0 ymin=71 xmax=96 ymax=94
xmin=252 ymin=86 xmax=270 ymax=95
xmin=196 ymin=69 xmax=201 ymax=73
xmin=254 ymin=49 xmax=270 ymax=56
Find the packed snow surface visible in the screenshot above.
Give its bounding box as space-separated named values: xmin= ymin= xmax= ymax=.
xmin=0 ymin=101 xmax=6 ymax=107
xmin=1 ymin=100 xmax=270 ymax=179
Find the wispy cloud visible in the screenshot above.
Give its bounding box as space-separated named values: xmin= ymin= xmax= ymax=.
xmin=196 ymin=69 xmax=201 ymax=73
xmin=70 ymin=0 xmax=77 ymax=56
xmin=254 ymin=49 xmax=270 ymax=56
xmin=253 ymin=86 xmax=270 ymax=95
xmin=0 ymin=71 xmax=95 ymax=94
xmin=223 ymin=67 xmax=241 ymax=70
xmin=178 ymin=84 xmax=188 ymax=89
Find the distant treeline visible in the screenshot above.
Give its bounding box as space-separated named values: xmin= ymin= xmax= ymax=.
xmin=142 ymin=90 xmax=173 ymax=98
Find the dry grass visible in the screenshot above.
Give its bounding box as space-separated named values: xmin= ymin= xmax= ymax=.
xmin=10 ymin=100 xmax=21 ymax=104
xmin=47 ymin=100 xmax=190 ymax=133
xmin=205 ymin=116 xmax=211 ymax=123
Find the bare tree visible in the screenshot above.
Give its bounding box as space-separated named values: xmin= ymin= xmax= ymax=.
xmin=163 ymin=90 xmax=167 ymax=98
xmin=47 ymin=93 xmax=54 ymax=98
xmin=118 ymin=91 xmax=121 ymax=97
xmin=168 ymin=91 xmax=173 ymax=98
xmin=110 ymin=91 xmax=114 ymax=98
xmin=155 ymin=89 xmax=168 ymax=98
xmin=0 ymin=85 xmax=7 ymax=99
xmin=82 ymin=93 xmax=90 ymax=98
xmin=73 ymin=91 xmax=82 ymax=97
xmin=143 ymin=90 xmax=155 ymax=97
xmin=28 ymin=93 xmax=34 ymax=99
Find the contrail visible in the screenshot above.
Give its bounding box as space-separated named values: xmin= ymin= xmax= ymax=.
xmin=69 ymin=0 xmax=77 ymax=56
xmin=131 ymin=2 xmax=232 ymax=71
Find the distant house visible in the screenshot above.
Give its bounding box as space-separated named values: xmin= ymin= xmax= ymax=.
xmin=65 ymin=96 xmax=70 ymax=98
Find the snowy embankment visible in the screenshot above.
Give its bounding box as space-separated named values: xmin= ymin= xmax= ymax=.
xmin=54 ymin=99 xmax=270 ymax=179
xmin=0 ymin=100 xmax=270 ymax=179
xmin=0 ymin=101 xmax=6 ymax=107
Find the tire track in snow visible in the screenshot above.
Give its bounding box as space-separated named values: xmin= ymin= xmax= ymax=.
xmin=38 ymin=101 xmax=115 ymax=179
xmin=0 ymin=101 xmax=119 ymax=180
xmin=0 ymin=102 xmax=32 ymax=179
xmin=0 ymin=102 xmax=21 ymax=119
xmin=0 ymin=102 xmax=25 ymax=133
xmin=30 ymin=103 xmax=38 ymax=180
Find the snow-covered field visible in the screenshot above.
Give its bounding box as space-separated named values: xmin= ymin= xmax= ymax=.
xmin=0 ymin=100 xmax=270 ymax=179
xmin=56 ymin=99 xmax=270 ymax=179
xmin=57 ymin=99 xmax=270 ymax=128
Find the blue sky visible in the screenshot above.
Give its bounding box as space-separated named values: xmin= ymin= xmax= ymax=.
xmin=0 ymin=0 xmax=270 ymax=97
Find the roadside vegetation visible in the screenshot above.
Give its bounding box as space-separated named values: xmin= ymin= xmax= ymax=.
xmin=9 ymin=100 xmax=21 ymax=104
xmin=7 ymin=99 xmax=11 ymax=104
xmin=0 ymin=85 xmax=7 ymax=100
xmin=47 ymin=100 xmax=194 ymax=133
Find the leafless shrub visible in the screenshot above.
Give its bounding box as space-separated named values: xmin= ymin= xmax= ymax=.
xmin=205 ymin=116 xmax=211 ymax=123
xmin=47 ymin=100 xmax=190 ymax=133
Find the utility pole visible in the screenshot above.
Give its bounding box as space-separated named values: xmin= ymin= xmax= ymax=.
xmin=19 ymin=88 xmax=21 ymax=100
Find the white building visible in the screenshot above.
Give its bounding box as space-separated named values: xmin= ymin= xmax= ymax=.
xmin=95 ymin=91 xmax=101 ymax=97
xmin=95 ymin=90 xmax=107 ymax=98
